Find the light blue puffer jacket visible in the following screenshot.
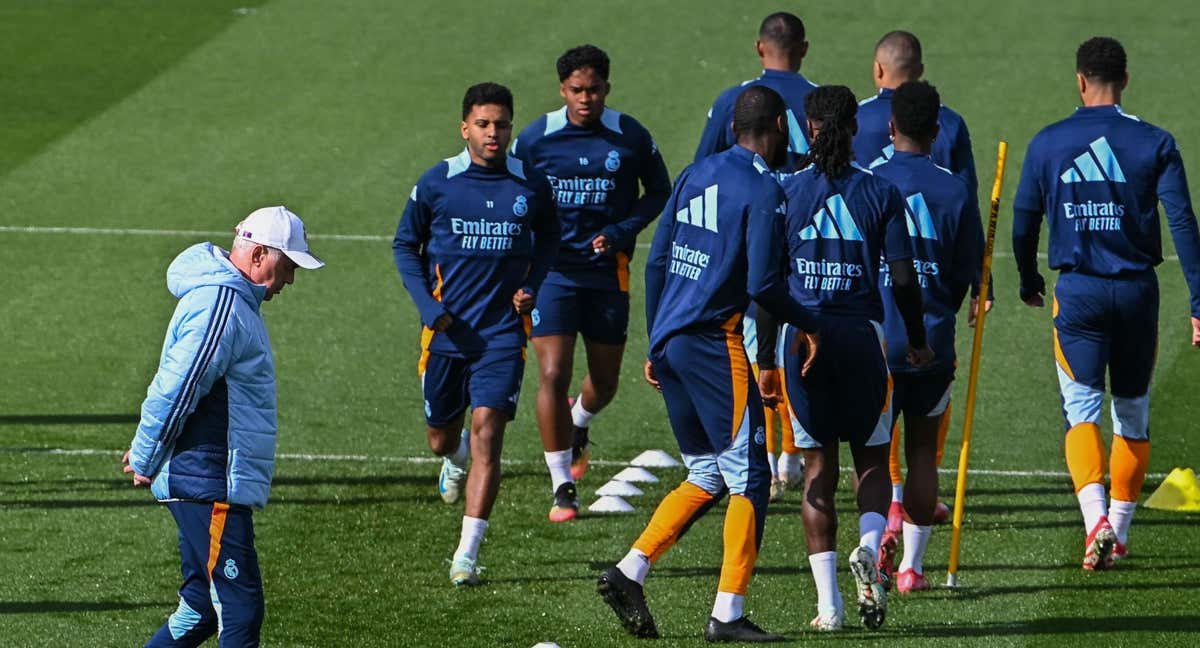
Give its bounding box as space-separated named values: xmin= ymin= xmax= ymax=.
xmin=129 ymin=243 xmax=277 ymax=509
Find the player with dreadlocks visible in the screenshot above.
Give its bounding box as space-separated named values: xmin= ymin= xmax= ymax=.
xmin=755 ymin=85 xmax=932 ymax=630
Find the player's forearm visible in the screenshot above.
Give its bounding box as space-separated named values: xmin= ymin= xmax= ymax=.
xmin=889 ymin=259 xmax=928 ymax=349
xmin=523 ymin=227 xmax=560 ymax=294
xmin=753 ymin=307 xmax=780 ymax=369
xmin=392 ymin=243 xmax=446 ymax=326
xmin=1166 ymin=215 xmax=1200 ymax=317
xmin=1011 ymin=207 xmax=1043 ymax=285
xmin=643 ymin=220 xmax=671 ymax=341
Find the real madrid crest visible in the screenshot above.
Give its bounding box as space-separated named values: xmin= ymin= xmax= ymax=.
xmin=513 ymin=195 xmax=528 ymax=217
xmin=605 ymin=150 xmax=621 ymax=172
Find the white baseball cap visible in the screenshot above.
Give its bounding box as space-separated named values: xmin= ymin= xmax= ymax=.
xmin=235 ymin=206 xmax=325 ymax=269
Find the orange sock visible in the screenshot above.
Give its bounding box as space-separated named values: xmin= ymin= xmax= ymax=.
xmin=1064 ymin=423 xmax=1107 ymax=492
xmin=889 ymin=420 xmax=904 ymax=486
xmin=1109 ymin=436 xmax=1150 ymax=502
xmin=778 ymin=370 xmax=797 ymax=453
xmin=634 ymin=481 xmax=717 ymax=564
xmin=717 ymin=495 xmax=759 ymax=595
xmin=935 ymin=403 xmax=952 ymax=467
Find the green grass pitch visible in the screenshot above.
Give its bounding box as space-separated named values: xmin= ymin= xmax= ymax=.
xmin=2 ymin=1 xmax=1199 ymax=645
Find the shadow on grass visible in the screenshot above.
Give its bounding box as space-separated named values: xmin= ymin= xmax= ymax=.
xmin=0 ymin=600 xmax=161 ymax=614
xmin=0 ymin=414 xmax=139 ymax=425
xmin=6 ymin=493 xmax=435 ymax=509
xmin=271 ymin=474 xmax=430 ymax=487
xmin=901 ymin=615 xmax=1200 ymax=636
xmin=923 ymin=580 xmax=1200 ymax=602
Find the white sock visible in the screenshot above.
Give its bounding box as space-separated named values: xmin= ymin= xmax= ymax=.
xmin=859 ymin=512 xmax=886 ymax=554
xmin=544 ymin=449 xmax=573 ymax=492
xmin=617 ymin=549 xmax=650 ymax=585
xmin=1108 ymin=499 xmax=1137 ymax=544
xmin=571 ymin=395 xmax=596 ymax=428
xmin=778 ymin=452 xmax=793 ymax=480
xmin=891 ymin=484 xmax=905 ymax=503
xmin=767 ymin=452 xmax=779 ymax=479
xmin=448 ymin=429 xmax=470 ymax=468
xmin=898 ymin=522 xmax=932 ymax=573
xmin=808 ymin=551 xmax=842 ymax=619
xmin=454 ymin=516 xmax=488 ymax=561
xmin=1076 ymin=482 xmax=1108 ymax=532
xmin=711 ymin=591 xmax=745 ymax=623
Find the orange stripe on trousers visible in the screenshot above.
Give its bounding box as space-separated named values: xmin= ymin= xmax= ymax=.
xmin=721 ymin=314 xmax=748 ymax=441
xmin=206 ymin=502 xmax=230 ymax=580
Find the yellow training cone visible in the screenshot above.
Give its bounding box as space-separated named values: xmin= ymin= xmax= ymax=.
xmin=1144 ymin=468 xmax=1200 ymax=512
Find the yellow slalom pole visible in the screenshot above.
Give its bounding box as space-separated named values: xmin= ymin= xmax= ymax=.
xmin=946 ymin=141 xmax=1008 ymax=587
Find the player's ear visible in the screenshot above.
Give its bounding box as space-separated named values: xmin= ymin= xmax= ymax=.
xmin=887 ymin=119 xmax=896 ymax=141
xmin=1075 ymin=72 xmax=1087 ymax=97
xmin=460 ymin=120 xmax=470 ymax=141
xmin=755 ymin=39 xmax=766 ymax=59
xmin=806 ymin=118 xmax=817 ymax=141
xmin=915 ymin=63 xmax=925 ymax=80
xmin=874 ymin=59 xmax=884 ymax=82
xmin=1120 ymin=71 xmax=1129 ymax=91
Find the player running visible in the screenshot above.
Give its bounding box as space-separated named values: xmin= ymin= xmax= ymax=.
xmin=855 ymin=29 xmax=985 ymax=534
xmin=597 ymin=86 xmax=819 ymax=643
xmin=511 ymin=45 xmax=671 ymax=521
xmin=1012 ymin=37 xmax=1200 ymax=570
xmin=695 ymin=11 xmax=816 ymax=495
xmin=869 ymin=81 xmax=983 ymax=593
xmin=393 ymin=83 xmax=559 ymax=586
xmin=755 ymin=85 xmax=931 ymax=630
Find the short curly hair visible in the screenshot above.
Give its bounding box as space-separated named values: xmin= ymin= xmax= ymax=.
xmin=1076 ymin=37 xmax=1126 ymax=84
xmin=461 ymin=82 xmax=513 ymax=120
xmin=891 ymin=80 xmax=940 ymax=142
xmin=557 ymin=45 xmax=609 ymax=82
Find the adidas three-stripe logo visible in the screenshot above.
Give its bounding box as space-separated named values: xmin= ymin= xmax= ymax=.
xmin=677 ymin=184 xmax=719 ymax=233
xmin=799 ymin=194 xmax=862 ymax=241
xmin=1060 ymin=137 xmax=1126 ymax=183
xmin=904 ymin=193 xmax=938 ymax=240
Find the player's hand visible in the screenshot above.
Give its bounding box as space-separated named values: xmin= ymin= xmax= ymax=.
xmin=907 ymin=344 xmax=934 ymax=368
xmin=791 ymin=330 xmax=820 ymax=377
xmin=643 ymin=360 xmax=661 ymax=391
xmin=513 ymin=289 xmax=535 ymax=315
xmin=758 ymin=368 xmax=782 ymax=408
xmin=1192 ymin=317 xmax=1200 ymax=347
xmin=591 ymin=234 xmax=612 ymax=256
xmin=122 ymin=450 xmax=151 ymax=487
xmin=967 ymin=297 xmax=995 ymax=327
xmin=1019 ymin=273 xmax=1045 ymax=308
xmin=432 ymin=313 xmax=454 ymax=332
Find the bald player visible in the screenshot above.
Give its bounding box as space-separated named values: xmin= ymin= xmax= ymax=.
xmin=694 ymin=11 xmax=817 ymax=170
xmin=856 ymin=31 xmax=976 ymax=196
xmin=857 ymin=30 xmax=984 ymax=533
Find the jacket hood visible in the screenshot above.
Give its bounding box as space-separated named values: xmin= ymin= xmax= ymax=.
xmin=167 ymin=242 xmax=267 ymax=307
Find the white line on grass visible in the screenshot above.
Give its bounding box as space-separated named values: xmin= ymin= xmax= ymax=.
xmin=27 ymin=447 xmax=1168 ymax=480
xmin=0 ymin=225 xmax=1185 ymax=261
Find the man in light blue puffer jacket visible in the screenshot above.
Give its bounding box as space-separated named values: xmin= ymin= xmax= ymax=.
xmin=123 ymin=206 xmax=323 ymax=647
